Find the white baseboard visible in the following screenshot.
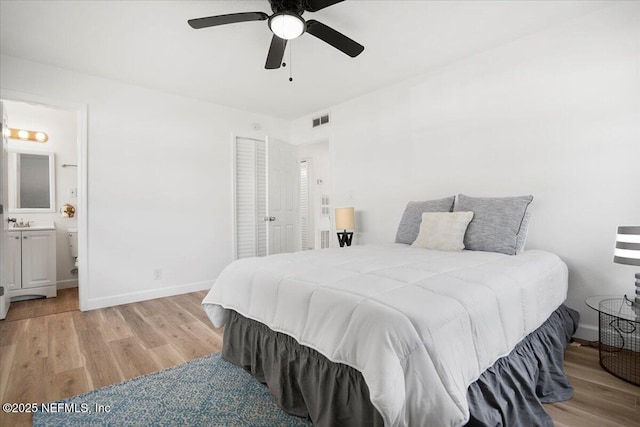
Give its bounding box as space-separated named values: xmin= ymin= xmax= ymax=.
xmin=574 ymin=323 xmax=598 ymax=341
xmin=57 ymin=279 xmax=78 ymax=290
xmin=83 ymin=280 xmax=213 ymax=311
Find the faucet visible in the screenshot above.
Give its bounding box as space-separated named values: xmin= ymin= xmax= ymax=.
xmin=10 ymin=218 xmax=31 ymax=228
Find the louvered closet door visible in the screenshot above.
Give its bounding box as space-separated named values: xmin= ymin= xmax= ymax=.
xmin=234 ymin=138 xmax=266 ymax=259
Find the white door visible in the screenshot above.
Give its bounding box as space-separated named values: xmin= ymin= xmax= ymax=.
xmin=0 ymin=101 xmax=10 ymax=318
xmin=266 ymin=137 xmax=299 ymax=255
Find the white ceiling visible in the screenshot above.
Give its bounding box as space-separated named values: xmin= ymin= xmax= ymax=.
xmin=0 ymin=1 xmax=611 ymax=120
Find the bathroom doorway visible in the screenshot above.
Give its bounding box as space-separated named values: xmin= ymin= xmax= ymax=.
xmin=298 ymin=140 xmax=332 ymax=250
xmin=0 ymin=90 xmax=88 ymax=317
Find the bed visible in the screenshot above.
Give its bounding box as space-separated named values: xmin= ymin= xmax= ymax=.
xmin=202 ymin=243 xmax=578 ymax=427
xmin=203 ymin=244 xmax=575 ymax=426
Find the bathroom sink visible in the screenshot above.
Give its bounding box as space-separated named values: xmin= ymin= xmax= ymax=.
xmin=11 ymin=223 xmax=55 ymax=231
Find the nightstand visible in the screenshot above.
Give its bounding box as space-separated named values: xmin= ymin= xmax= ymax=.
xmin=585 ymin=296 xmax=639 ymax=385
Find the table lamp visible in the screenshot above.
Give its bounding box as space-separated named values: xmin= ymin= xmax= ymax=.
xmin=614 ymin=226 xmax=640 ymax=309
xmin=335 ymin=207 xmax=355 ymax=247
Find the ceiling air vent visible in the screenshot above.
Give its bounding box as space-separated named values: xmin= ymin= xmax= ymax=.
xmin=312 ymin=114 xmax=330 ymax=128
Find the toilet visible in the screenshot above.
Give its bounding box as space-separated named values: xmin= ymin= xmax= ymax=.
xmin=68 ymin=228 xmax=78 ymax=270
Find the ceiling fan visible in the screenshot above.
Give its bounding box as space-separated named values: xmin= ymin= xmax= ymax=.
xmin=188 ymin=0 xmax=364 ymax=70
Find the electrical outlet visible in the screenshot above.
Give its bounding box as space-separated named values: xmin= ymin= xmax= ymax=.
xmin=153 ymin=269 xmax=162 ymax=280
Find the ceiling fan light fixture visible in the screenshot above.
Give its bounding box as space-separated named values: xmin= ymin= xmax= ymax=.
xmin=269 ymin=12 xmax=305 ymax=40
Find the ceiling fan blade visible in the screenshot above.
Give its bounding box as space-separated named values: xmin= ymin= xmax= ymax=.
xmin=304 ymin=0 xmax=344 ymax=12
xmin=188 ymin=12 xmax=269 ymax=29
xmin=305 ymin=20 xmax=364 ymax=58
xmin=265 ymin=35 xmax=287 ymax=69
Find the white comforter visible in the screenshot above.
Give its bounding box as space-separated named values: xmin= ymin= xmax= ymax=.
xmin=202 ymin=244 xmax=568 ymax=427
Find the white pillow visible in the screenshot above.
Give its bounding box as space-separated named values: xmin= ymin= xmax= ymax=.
xmin=411 ymin=211 xmax=474 ymax=251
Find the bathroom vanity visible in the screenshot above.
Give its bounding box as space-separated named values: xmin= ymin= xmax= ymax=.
xmin=6 ymin=225 xmax=57 ymax=300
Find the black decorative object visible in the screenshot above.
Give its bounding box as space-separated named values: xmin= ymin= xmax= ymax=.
xmin=337 ymin=230 xmax=353 ymax=247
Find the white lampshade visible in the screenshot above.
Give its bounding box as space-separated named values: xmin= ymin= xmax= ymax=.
xmin=335 ymin=207 xmax=355 ymax=230
xmin=614 ymin=226 xmax=640 ymax=266
xmin=269 ymin=12 xmax=305 ymax=40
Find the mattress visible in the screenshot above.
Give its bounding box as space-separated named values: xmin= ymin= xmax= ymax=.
xmin=202 ymin=244 xmax=568 ymax=426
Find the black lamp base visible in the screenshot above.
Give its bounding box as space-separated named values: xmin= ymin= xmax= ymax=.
xmin=337 ymin=230 xmax=353 ymax=247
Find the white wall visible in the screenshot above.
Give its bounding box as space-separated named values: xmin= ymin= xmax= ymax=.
xmin=291 ymin=3 xmax=640 ymax=339
xmin=1 ymin=54 xmax=290 ymax=310
xmin=4 ymin=100 xmax=79 ymax=288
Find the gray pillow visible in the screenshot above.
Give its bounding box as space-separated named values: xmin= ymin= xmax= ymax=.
xmin=395 ymin=196 xmax=455 ymax=244
xmin=455 ymin=194 xmax=533 ymax=255
xmin=515 ymin=211 xmax=531 ymax=253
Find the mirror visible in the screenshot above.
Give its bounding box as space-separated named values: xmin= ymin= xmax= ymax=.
xmin=8 ymin=150 xmax=55 ymax=212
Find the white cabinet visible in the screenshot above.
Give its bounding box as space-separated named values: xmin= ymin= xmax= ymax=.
xmin=7 ymin=230 xmax=57 ymax=299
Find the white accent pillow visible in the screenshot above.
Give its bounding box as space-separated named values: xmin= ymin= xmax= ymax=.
xmin=411 ymin=211 xmax=474 ymax=251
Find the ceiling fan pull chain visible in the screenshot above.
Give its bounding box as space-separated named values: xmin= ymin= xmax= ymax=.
xmin=289 ymin=41 xmax=293 ymax=82
xmin=281 ymin=36 xmax=287 ymax=69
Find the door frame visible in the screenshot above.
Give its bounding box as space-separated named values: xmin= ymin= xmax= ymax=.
xmin=1 ymin=101 xmax=10 ymax=318
xmin=0 ymin=90 xmax=89 ymax=311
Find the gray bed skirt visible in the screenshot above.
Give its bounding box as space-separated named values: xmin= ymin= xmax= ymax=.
xmin=222 ymin=305 xmax=579 ymax=427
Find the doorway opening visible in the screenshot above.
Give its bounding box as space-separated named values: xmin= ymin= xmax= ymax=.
xmin=298 ymin=140 xmax=331 ymax=250
xmin=1 ymin=90 xmax=88 ymax=318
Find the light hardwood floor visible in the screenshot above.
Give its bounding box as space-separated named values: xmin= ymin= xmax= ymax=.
xmin=0 ymin=292 xmax=638 ymax=426
xmin=4 ymin=287 xmax=79 ymax=322
xmin=0 ymin=290 xmax=222 ymax=427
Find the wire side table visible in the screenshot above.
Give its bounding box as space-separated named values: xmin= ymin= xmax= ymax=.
xmin=585 ymin=296 xmax=640 ymax=386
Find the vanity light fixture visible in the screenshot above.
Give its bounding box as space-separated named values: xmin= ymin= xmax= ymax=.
xmin=7 ymin=128 xmax=49 ymax=143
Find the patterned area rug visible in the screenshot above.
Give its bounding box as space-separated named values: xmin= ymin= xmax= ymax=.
xmin=33 ymin=353 xmax=313 ymax=427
